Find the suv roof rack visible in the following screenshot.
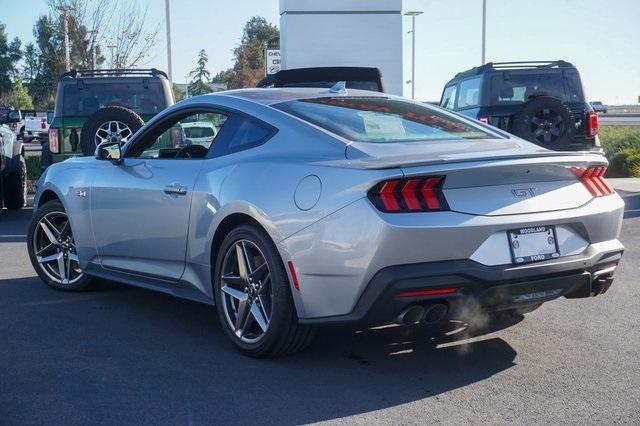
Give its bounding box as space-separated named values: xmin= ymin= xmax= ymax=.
xmin=60 ymin=68 xmax=168 ymax=80
xmin=454 ymin=60 xmax=574 ymax=78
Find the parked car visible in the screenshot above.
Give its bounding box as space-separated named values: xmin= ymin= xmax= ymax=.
xmin=590 ymin=101 xmax=608 ymax=114
xmin=257 ymin=66 xmax=384 ymax=92
xmin=0 ymin=108 xmax=27 ymax=209
xmin=181 ymin=121 xmax=218 ymax=147
xmin=29 ymin=87 xmax=624 ymax=357
xmin=439 ymin=60 xmax=600 ymax=151
xmin=24 ymin=112 xmax=52 ymax=143
xmin=43 ymin=68 xmax=174 ymax=169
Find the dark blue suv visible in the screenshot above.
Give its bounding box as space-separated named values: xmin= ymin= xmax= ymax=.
xmin=440 ymin=61 xmax=600 ymax=151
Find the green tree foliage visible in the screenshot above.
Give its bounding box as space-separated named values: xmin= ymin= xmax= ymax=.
xmin=172 ymin=83 xmax=185 ymax=102
xmin=6 ymin=78 xmax=34 ymax=109
xmin=0 ymin=22 xmax=22 ymax=98
xmin=211 ymin=68 xmax=234 ymax=86
xmin=227 ymin=17 xmax=279 ymax=89
xmin=28 ymin=15 xmax=65 ymax=109
xmin=188 ymin=49 xmax=211 ymax=96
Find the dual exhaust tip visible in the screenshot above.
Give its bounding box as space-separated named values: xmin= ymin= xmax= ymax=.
xmin=396 ymin=303 xmax=449 ymax=326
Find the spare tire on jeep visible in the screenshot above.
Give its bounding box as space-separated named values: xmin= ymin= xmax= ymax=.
xmin=511 ymin=96 xmax=575 ymax=150
xmin=80 ymin=106 xmax=144 ymax=156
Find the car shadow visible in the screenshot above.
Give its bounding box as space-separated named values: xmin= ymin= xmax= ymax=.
xmin=1 ymin=277 xmax=518 ymax=424
xmin=0 ymin=207 xmax=31 ymax=242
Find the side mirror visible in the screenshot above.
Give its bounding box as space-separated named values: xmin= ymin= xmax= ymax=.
xmin=95 ymin=141 xmax=122 ymax=163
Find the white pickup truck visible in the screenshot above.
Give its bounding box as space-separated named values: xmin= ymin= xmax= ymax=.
xmin=23 ymin=112 xmax=52 ymax=143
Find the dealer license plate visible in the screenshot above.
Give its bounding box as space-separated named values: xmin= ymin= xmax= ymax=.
xmin=508 ymin=226 xmax=560 ymax=264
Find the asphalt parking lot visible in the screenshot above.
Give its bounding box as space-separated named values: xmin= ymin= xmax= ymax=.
xmin=1 ymin=194 xmax=639 ymax=424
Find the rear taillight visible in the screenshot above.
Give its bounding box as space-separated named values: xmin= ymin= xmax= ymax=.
xmin=587 ymin=111 xmax=599 ymax=137
xmin=570 ymin=166 xmax=614 ymax=197
xmin=478 ymin=116 xmax=490 ymax=124
xmin=41 ymin=117 xmax=47 ymax=129
xmin=48 ymin=129 xmax=60 ymax=154
xmin=368 ymin=176 xmax=449 ymax=212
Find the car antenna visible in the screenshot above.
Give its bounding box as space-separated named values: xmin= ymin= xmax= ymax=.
xmin=329 ymin=81 xmax=347 ymax=94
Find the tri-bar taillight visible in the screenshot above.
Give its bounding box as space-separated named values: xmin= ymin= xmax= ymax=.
xmin=569 ymin=166 xmax=614 ymax=197
xmin=368 ymin=176 xmax=449 ymax=213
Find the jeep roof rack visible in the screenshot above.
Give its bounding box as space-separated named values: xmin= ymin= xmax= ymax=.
xmin=454 ymin=60 xmax=574 ymax=78
xmin=60 ymin=68 xmax=168 ymax=80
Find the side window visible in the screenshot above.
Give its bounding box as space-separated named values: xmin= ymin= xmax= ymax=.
xmin=457 ymin=77 xmax=481 ymax=108
xmin=440 ymin=85 xmax=457 ymax=110
xmin=211 ymin=115 xmax=275 ymax=157
xmin=133 ymin=111 xmax=228 ymax=159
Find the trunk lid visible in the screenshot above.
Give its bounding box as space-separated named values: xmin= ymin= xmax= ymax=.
xmin=346 ymin=139 xmax=608 ymax=216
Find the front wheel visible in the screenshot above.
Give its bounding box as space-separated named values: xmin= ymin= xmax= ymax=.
xmin=27 ymin=200 xmax=95 ymax=291
xmin=213 ymin=224 xmax=315 ymax=357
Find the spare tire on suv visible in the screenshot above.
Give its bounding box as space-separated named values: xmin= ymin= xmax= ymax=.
xmin=80 ymin=106 xmax=144 ymax=156
xmin=511 ymin=96 xmax=575 ymax=150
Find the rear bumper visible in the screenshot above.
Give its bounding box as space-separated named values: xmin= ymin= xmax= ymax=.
xmin=299 ymin=240 xmax=623 ymax=325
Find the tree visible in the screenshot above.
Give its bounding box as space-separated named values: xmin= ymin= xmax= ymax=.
xmin=227 ymin=17 xmax=279 ymax=89
xmin=188 ymin=49 xmax=211 ymax=96
xmin=6 ymin=78 xmax=34 ymax=109
xmin=28 ymin=15 xmax=65 ymax=109
xmin=172 ymin=83 xmax=185 ymax=102
xmin=0 ymin=22 xmax=22 ymax=98
xmin=211 ymin=68 xmax=233 ymax=86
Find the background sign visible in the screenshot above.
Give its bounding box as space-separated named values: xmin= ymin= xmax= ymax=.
xmin=265 ymin=49 xmax=281 ymax=75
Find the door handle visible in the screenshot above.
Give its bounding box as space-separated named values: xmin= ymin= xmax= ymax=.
xmin=163 ymin=183 xmax=187 ymax=196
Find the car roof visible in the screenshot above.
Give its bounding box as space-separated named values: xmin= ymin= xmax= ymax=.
xmin=208 ymin=87 xmax=391 ymax=106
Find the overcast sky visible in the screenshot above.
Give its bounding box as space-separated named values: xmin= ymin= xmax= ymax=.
xmin=3 ymin=0 xmax=639 ymax=104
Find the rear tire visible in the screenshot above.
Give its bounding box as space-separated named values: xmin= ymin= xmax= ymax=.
xmin=213 ymin=224 xmax=315 ymax=357
xmin=3 ymin=155 xmax=27 ymax=210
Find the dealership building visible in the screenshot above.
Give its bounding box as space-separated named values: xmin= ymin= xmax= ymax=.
xmin=279 ymin=0 xmax=403 ymax=95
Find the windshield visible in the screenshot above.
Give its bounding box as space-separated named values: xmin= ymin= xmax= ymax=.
xmin=274 ymin=97 xmax=498 ymax=143
xmin=62 ymin=81 xmax=166 ymax=116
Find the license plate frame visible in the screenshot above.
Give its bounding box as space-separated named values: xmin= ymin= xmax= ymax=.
xmin=508 ymin=225 xmax=560 ymax=264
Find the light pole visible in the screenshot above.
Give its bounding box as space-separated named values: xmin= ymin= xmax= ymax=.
xmin=165 ymin=0 xmax=173 ymax=83
xmin=88 ymin=29 xmax=98 ymax=69
xmin=57 ymin=5 xmax=74 ymax=72
xmin=481 ymin=0 xmax=487 ymax=64
xmin=404 ymin=11 xmax=423 ymax=100
xmin=107 ymin=44 xmax=116 ymax=68
xmin=185 ymin=75 xmax=189 ymax=98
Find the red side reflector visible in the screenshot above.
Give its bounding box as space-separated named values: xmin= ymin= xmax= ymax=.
xmin=287 ymin=261 xmax=300 ymax=291
xmin=396 ymin=287 xmax=458 ymax=298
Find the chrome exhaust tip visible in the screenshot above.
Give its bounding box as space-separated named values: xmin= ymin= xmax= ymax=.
xmin=396 ymin=305 xmax=426 ymax=326
xmin=422 ymin=303 xmax=449 ymax=325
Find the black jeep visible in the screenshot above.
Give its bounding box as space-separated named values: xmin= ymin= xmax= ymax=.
xmin=439 ymin=61 xmax=600 ymax=151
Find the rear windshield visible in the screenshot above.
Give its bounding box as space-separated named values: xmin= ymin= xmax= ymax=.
xmin=490 ymin=72 xmax=583 ymax=104
xmin=274 ymin=97 xmax=497 ymax=143
xmin=61 ymin=81 xmax=166 ymax=116
xmin=280 ymin=81 xmax=380 ymax=92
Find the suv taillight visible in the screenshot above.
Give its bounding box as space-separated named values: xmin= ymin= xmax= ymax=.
xmin=368 ymin=176 xmax=449 ymax=212
xmin=587 ymin=111 xmax=599 ymax=137
xmin=41 ymin=117 xmax=47 ymax=129
xmin=570 ymin=166 xmax=614 ymax=197
xmin=48 ymin=129 xmax=60 ymax=154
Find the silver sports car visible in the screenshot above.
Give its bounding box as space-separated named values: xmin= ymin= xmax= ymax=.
xmin=28 ymin=87 xmax=625 ymax=357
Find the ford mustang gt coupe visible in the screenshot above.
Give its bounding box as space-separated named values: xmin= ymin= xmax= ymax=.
xmin=28 ymin=87 xmax=625 ymax=357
